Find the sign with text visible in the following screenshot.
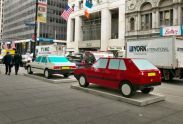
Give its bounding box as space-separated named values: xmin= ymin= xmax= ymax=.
xmin=160 ymin=26 xmax=181 ymax=36
xmin=37 ymin=0 xmax=47 ymax=23
xmin=38 ymin=0 xmax=47 ymax=5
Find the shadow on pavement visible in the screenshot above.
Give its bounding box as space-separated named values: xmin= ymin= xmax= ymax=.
xmin=32 ymin=73 xmax=74 ymax=79
xmin=163 ymin=78 xmax=183 ymax=86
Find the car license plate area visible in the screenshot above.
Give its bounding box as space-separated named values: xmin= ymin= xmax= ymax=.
xmin=148 ymin=72 xmax=156 ymax=77
xmin=61 ymin=67 xmax=70 ymax=70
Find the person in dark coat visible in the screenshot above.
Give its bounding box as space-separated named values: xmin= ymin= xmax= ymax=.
xmin=2 ymin=52 xmax=13 ymax=75
xmin=13 ymin=52 xmax=22 ymax=75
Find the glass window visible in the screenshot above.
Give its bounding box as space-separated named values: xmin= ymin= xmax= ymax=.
xmin=48 ymin=57 xmax=69 ymax=62
xmin=93 ymin=59 xmax=108 ymax=69
xmin=119 ymin=60 xmax=126 ymax=70
xmin=79 ymin=0 xmax=83 ymax=9
xmin=35 ymin=56 xmax=42 ymax=62
xmin=141 ymin=13 xmax=152 ymax=30
xmin=130 ymin=18 xmax=135 ymax=31
xmin=159 ymin=9 xmax=173 ymax=26
xmin=108 ymin=59 xmax=120 ymax=70
xmin=41 ymin=57 xmax=47 ymax=63
xmin=132 ymin=59 xmax=158 ymax=70
xmin=82 ymin=17 xmax=101 ymax=41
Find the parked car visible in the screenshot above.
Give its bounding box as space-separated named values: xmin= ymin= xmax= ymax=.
xmin=21 ymin=53 xmax=33 ymax=67
xmin=67 ymin=53 xmax=86 ymax=68
xmin=67 ymin=51 xmax=113 ymax=68
xmin=74 ymin=58 xmax=162 ymax=97
xmin=26 ymin=55 xmax=76 ymax=78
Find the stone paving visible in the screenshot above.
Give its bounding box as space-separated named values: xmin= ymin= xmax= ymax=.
xmin=0 ymin=65 xmax=183 ymax=124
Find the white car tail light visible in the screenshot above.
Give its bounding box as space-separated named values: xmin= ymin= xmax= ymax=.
xmin=53 ymin=66 xmax=60 ymax=70
xmin=70 ymin=66 xmax=76 ymax=69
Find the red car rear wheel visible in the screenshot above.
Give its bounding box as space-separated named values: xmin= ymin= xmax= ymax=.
xmin=120 ymin=81 xmax=135 ymax=98
xmin=79 ymin=75 xmax=89 ymax=87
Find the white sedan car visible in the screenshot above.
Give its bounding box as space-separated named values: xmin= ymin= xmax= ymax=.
xmin=26 ymin=55 xmax=76 ymax=78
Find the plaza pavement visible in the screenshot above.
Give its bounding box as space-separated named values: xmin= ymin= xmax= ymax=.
xmin=0 ymin=65 xmax=183 ymax=124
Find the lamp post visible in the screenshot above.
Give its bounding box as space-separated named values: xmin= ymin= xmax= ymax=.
xmin=33 ymin=0 xmax=38 ymax=60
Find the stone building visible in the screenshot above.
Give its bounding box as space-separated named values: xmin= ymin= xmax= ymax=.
xmin=125 ymin=0 xmax=183 ymax=40
xmin=67 ymin=0 xmax=125 ymax=55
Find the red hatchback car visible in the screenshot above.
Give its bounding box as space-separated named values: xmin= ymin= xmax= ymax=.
xmin=74 ymin=58 xmax=162 ymax=97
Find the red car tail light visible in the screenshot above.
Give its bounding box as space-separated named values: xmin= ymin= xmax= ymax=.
xmin=158 ymin=70 xmax=161 ymax=74
xmin=140 ymin=72 xmax=145 ymax=76
xmin=53 ymin=66 xmax=60 ymax=70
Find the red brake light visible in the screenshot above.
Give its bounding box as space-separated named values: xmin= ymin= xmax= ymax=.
xmin=53 ymin=66 xmax=60 ymax=69
xmin=141 ymin=72 xmax=144 ymax=76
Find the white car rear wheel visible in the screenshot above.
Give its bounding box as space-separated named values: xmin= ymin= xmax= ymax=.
xmin=44 ymin=69 xmax=51 ymax=78
xmin=27 ymin=66 xmax=33 ymax=74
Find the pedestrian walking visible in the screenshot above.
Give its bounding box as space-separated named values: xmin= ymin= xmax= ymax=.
xmin=13 ymin=52 xmax=22 ymax=75
xmin=2 ymin=52 xmax=13 ymax=75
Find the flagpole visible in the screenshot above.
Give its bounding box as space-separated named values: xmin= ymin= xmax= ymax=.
xmin=33 ymin=0 xmax=38 ymax=60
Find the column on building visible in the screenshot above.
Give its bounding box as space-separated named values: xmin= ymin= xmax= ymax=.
xmin=152 ymin=9 xmax=156 ymax=29
xmin=177 ymin=4 xmax=182 ymax=25
xmin=75 ymin=16 xmax=82 ymax=52
xmin=173 ymin=4 xmax=178 ymax=26
xmin=137 ymin=12 xmax=141 ymax=31
xmin=101 ymin=8 xmax=111 ymax=51
xmin=155 ymin=8 xmax=159 ymax=28
xmin=67 ymin=18 xmax=73 ymax=43
xmin=118 ymin=4 xmax=125 ymax=49
xmin=135 ymin=15 xmax=138 ymax=31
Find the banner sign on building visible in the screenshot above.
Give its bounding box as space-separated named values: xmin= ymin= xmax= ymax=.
xmin=160 ymin=26 xmax=182 ymax=36
xmin=37 ymin=0 xmax=47 ymax=23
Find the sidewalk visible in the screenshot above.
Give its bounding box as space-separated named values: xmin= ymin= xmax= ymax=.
xmin=0 ymin=64 xmax=183 ymax=124
xmin=0 ymin=64 xmax=26 ymax=75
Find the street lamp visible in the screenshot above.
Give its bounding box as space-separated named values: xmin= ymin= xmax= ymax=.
xmin=33 ymin=0 xmax=38 ymax=60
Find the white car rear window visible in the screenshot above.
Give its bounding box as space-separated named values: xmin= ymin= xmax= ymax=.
xmin=132 ymin=59 xmax=158 ymax=70
xmin=48 ymin=57 xmax=69 ymax=62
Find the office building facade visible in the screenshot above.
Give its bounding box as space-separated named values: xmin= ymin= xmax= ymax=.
xmin=125 ymin=0 xmax=183 ymax=40
xmin=2 ymin=0 xmax=67 ymax=41
xmin=67 ymin=0 xmax=125 ymax=56
xmin=0 ymin=0 xmax=3 ymax=41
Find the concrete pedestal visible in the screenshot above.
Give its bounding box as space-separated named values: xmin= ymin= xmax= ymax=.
xmin=24 ymin=74 xmax=77 ymax=84
xmin=71 ymin=84 xmax=166 ymax=107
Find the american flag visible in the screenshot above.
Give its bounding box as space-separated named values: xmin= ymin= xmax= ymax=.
xmin=61 ymin=4 xmax=73 ymax=21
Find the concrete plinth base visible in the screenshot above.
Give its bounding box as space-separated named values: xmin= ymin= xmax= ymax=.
xmin=24 ymin=74 xmax=77 ymax=84
xmin=71 ymin=84 xmax=166 ymax=107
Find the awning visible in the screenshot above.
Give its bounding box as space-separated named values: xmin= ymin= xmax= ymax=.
xmin=37 ymin=37 xmax=53 ymax=42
